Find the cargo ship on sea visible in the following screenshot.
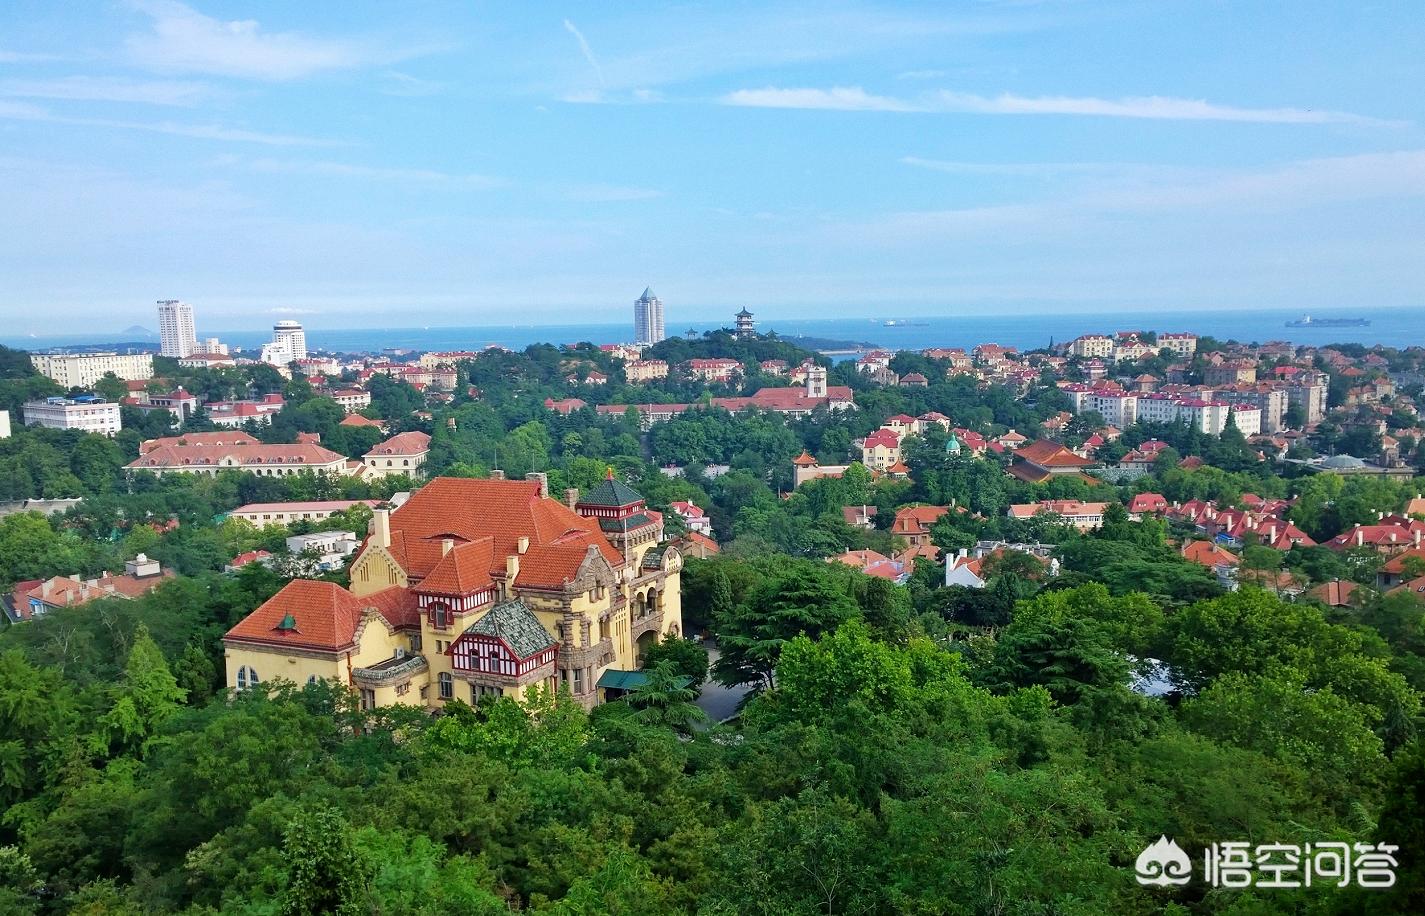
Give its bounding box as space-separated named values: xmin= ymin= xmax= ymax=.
xmin=1285 ymin=314 xmax=1370 ymax=328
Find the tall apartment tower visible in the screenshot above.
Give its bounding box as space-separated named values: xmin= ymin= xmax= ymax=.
xmin=156 ymin=300 xmax=198 ymax=358
xmin=272 ymin=320 xmax=308 ymax=362
xmin=633 ymin=287 xmax=665 ymax=346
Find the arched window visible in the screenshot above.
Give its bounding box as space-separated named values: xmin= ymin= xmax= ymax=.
xmin=306 ymin=675 xmax=319 ymax=686
xmin=236 ymin=666 xmax=259 ymax=690
xmin=438 ymin=672 xmax=453 ymax=699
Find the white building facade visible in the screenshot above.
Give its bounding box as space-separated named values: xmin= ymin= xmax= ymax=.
xmin=22 ymin=397 xmax=122 ymax=435
xmin=157 ymin=300 xmax=198 ymax=358
xmin=30 ymin=352 xmax=153 ymax=388
xmin=633 ymin=287 xmax=665 ymax=346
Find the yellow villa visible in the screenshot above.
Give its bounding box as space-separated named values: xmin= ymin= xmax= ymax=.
xmin=223 ymin=472 xmax=683 ymax=709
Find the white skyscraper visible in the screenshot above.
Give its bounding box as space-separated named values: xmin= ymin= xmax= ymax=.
xmin=261 ymin=320 xmax=308 ymax=366
xmin=633 ymin=287 xmax=665 ymax=346
xmin=156 ymin=300 xmax=198 ymax=358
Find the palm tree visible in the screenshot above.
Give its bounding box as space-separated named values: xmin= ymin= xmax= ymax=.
xmin=627 ymin=663 xmax=707 ymax=734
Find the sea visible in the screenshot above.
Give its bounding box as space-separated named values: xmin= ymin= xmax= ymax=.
xmin=5 ymin=305 xmax=1423 ymax=358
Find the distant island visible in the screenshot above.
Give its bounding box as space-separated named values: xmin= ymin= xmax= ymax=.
xmin=781 ymin=333 xmax=882 ymax=353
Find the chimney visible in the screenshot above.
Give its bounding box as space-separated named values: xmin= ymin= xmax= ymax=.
xmin=517 ymin=536 xmax=529 ymax=555
xmin=371 ymin=509 xmax=391 ymax=548
xmin=1415 ymin=529 xmax=1422 ymax=547
xmin=525 ymin=472 xmax=549 ymax=498
xmin=441 ymin=538 xmax=454 ymax=557
xmin=504 ymin=553 xmax=519 ymax=595
xmin=565 ymin=487 xmax=579 ymax=510
xmin=1355 ymin=528 xmax=1364 ymax=547
xmin=490 ymin=469 xmax=505 ymax=480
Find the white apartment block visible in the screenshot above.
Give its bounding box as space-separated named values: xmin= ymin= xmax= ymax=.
xmin=1083 ymin=391 xmax=1138 ymax=427
xmin=0 ymin=410 xmax=10 ymax=439
xmin=1112 ymin=339 xmax=1156 ymax=362
xmin=30 ymin=352 xmax=153 ymax=388
xmin=624 ymin=359 xmax=670 ymax=383
xmin=1158 ymin=333 xmax=1198 ymax=357
xmin=157 ymin=300 xmax=198 ymax=358
xmin=1069 ymin=335 xmax=1115 ymax=359
xmin=230 ymin=499 xmax=382 ymax=527
xmin=329 ymin=388 xmax=372 ymax=413
xmin=1106 ymin=393 xmax=1258 ymax=436
xmin=1286 ymin=382 xmax=1328 ymax=425
xmin=22 ymin=397 xmax=122 ymax=436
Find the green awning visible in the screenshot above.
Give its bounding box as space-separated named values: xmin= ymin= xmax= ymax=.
xmin=597 ymin=669 xmax=650 ymax=691
xmin=597 ymin=669 xmax=695 ymax=691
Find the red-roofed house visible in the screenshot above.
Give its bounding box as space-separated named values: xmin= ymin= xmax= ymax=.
xmin=127 ymin=440 xmax=350 ymax=477
xmin=363 ymin=431 xmax=432 ymax=479
xmin=860 ymin=428 xmax=902 ymax=471
xmin=1127 ymin=493 xmax=1169 ymax=518
xmin=1008 ymin=500 xmax=1109 ymax=531
xmin=891 ymin=505 xmax=951 ymax=556
xmin=4 ymin=554 xmax=171 ymax=622
xmin=222 ymin=474 xmax=685 ymax=711
xmin=1007 ymin=439 xmax=1099 ymax=484
xmin=667 ymin=500 xmax=712 ymax=536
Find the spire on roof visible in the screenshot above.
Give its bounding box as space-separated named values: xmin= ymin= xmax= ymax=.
xmin=641 ymin=286 xmax=656 ymax=300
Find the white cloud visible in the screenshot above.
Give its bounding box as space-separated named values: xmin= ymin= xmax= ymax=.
xmin=124 ymin=0 xmax=415 ymax=80
xmin=900 ymin=156 xmax=1137 ymax=176
xmin=228 ymin=156 xmax=502 ymax=189
xmin=721 ymin=85 xmax=1396 ymax=125
xmin=929 ymin=90 xmax=1395 ymax=125
xmin=838 ymin=149 xmax=1425 ymax=248
xmin=556 ymin=184 xmax=663 ymax=203
xmin=378 ymin=71 xmax=444 ymax=97
xmin=723 ymin=87 xmax=916 ymax=112
xmin=1 ymin=76 xmax=211 ymax=106
xmin=0 ymin=50 xmax=65 ymax=63
xmin=562 ymin=19 xmax=605 ymax=89
xmin=0 ymin=99 xmax=334 ymax=145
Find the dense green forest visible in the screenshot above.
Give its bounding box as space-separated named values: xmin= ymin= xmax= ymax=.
xmin=1 ymin=561 xmax=1421 ymax=912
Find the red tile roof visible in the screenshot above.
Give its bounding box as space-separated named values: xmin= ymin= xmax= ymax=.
xmin=141 ymin=431 xmax=259 ymax=453
xmin=224 ymin=579 xmax=371 ymax=652
xmin=891 ymin=505 xmax=950 ymax=534
xmin=363 ymin=584 xmax=421 ymax=629
xmin=128 ymin=442 xmax=348 ymax=470
xmin=1181 ymin=540 xmax=1240 ymax=568
xmin=1309 ymin=580 xmax=1363 ymax=607
xmin=863 ymin=429 xmax=901 ymax=449
xmin=418 ymin=539 xmax=496 ymax=596
xmin=367 ymin=431 xmax=431 ymax=457
xmin=373 ymin=477 xmax=624 ymax=589
xmin=1014 ymin=439 xmax=1095 ymax=469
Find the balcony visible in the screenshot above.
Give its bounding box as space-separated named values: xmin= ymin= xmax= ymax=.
xmin=352 ymin=653 xmax=428 ymax=686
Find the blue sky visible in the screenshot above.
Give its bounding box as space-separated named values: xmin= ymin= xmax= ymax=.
xmin=1 ymin=1 xmax=1422 ymax=333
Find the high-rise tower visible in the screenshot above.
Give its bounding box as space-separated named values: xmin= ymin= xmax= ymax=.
xmin=156 ymin=300 xmax=198 ymax=358
xmin=261 ymin=320 xmax=308 ymax=366
xmin=633 ymin=287 xmax=665 ymax=346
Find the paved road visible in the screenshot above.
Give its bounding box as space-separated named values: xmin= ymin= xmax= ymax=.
xmin=694 ymin=642 xmax=753 ymax=724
